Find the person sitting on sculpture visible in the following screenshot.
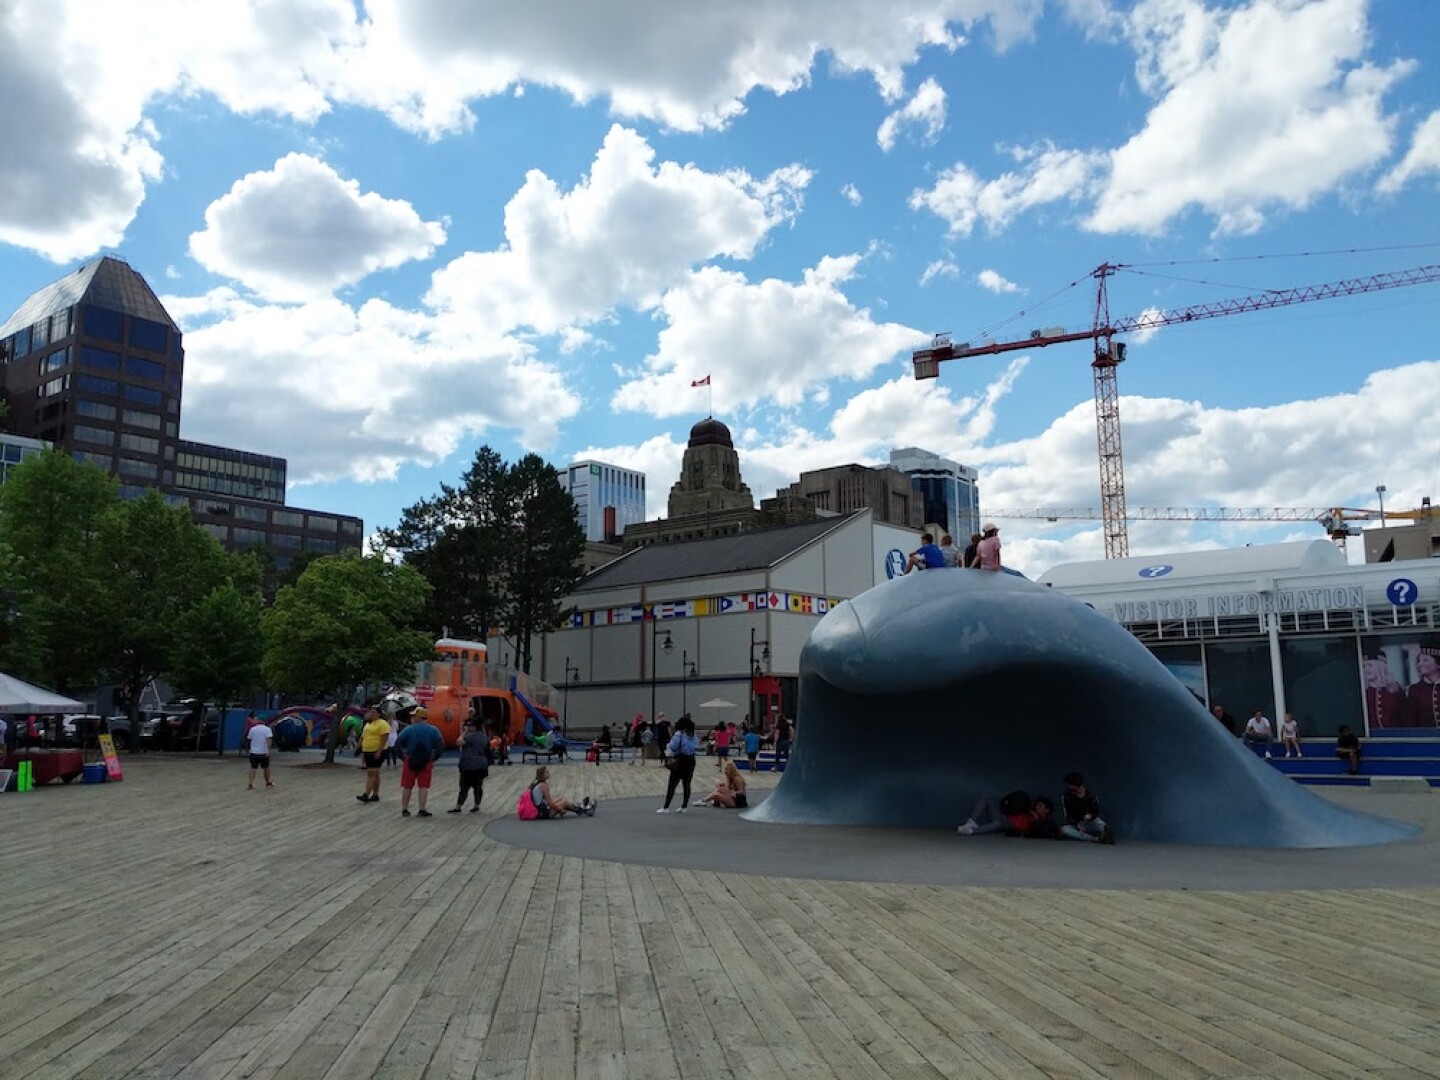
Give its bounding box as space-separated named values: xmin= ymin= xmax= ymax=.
xmin=1335 ymin=725 xmax=1364 ymax=776
xmin=1061 ymin=772 xmax=1115 ymax=843
xmin=904 ymin=533 xmax=945 ymax=573
xmin=958 ymin=790 xmax=1041 ymax=836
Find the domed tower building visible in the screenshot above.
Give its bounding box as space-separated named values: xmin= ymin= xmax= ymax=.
xmin=668 ymin=418 xmax=754 ymax=517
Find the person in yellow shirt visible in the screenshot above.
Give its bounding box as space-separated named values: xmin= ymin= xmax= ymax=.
xmin=356 ymin=708 xmax=391 ymax=804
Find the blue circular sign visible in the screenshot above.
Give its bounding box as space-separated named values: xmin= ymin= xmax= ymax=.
xmin=1138 ymin=564 xmax=1174 ymax=579
xmin=1387 ymin=578 xmax=1418 ymax=606
xmin=885 ymin=549 xmax=907 ymax=580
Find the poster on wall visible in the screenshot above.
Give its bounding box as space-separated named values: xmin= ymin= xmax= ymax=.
xmin=1360 ymin=634 xmax=1440 ymax=731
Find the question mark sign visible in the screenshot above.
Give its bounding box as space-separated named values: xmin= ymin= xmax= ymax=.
xmin=1398 ymin=582 xmax=1412 ymax=603
xmin=1390 ymin=578 xmax=1417 ymax=606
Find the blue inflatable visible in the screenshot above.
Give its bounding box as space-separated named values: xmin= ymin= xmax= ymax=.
xmin=747 ymin=569 xmax=1413 ymax=847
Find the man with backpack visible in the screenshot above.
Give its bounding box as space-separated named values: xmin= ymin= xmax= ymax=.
xmin=395 ymin=706 xmax=445 ymax=818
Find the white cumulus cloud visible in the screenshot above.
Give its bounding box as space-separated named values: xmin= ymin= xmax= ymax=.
xmin=921 ymin=260 xmax=960 ymax=286
xmin=910 ymin=145 xmax=1105 ymax=235
xmin=611 ymin=254 xmax=925 ymax=417
xmin=1378 ymin=110 xmax=1440 ymax=194
xmin=189 ymin=153 xmax=446 ymax=302
xmin=425 ymin=125 xmax=811 ymax=338
xmin=841 ymin=183 xmax=863 ymax=206
xmin=976 ymin=268 xmax=1020 ymax=293
xmin=876 ymin=77 xmax=948 ymax=151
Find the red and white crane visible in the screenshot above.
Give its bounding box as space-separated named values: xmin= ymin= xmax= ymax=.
xmin=913 ymin=262 xmax=1440 ymax=558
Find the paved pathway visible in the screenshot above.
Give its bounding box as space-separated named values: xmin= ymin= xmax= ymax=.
xmin=2 ymin=754 xmax=1438 ymax=1078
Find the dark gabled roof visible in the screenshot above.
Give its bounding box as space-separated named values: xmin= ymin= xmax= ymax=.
xmin=574 ymin=513 xmax=862 ymax=592
xmin=0 ymin=257 xmax=177 ymax=340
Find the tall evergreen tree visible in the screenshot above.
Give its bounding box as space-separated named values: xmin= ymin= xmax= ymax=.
xmin=500 ymin=454 xmax=585 ymax=673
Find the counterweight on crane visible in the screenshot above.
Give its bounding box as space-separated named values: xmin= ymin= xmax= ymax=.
xmin=914 ymin=262 xmax=1440 ymax=558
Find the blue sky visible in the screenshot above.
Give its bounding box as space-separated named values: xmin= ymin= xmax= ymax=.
xmin=2 ymin=0 xmax=1438 ymax=574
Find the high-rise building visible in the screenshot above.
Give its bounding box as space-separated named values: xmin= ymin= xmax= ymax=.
xmin=0 ymin=257 xmax=361 ymax=565
xmin=888 ymin=447 xmax=980 ymax=541
xmin=561 ymin=460 xmax=647 ymax=542
xmin=775 ymin=462 xmax=923 ymax=528
xmin=0 ymin=432 xmax=46 ymax=484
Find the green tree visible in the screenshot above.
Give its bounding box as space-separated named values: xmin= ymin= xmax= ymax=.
xmin=499 ymin=453 xmax=585 ymax=672
xmin=375 ymin=446 xmax=510 ymax=640
xmin=0 ymin=451 xmax=117 ymax=690
xmin=261 ymin=553 xmax=433 ymax=763
xmin=96 ymin=491 xmax=238 ymax=721
xmin=170 ymin=583 xmax=265 ymax=707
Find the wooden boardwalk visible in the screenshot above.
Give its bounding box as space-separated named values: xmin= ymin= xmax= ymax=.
xmin=1 ymin=755 xmax=1438 ymax=1079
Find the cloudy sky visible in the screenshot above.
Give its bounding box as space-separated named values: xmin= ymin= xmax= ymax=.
xmin=2 ymin=0 xmax=1438 ymax=575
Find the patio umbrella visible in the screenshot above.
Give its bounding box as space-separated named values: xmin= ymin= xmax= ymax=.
xmin=697 ymin=698 xmax=737 ymax=709
xmin=0 ymin=672 xmax=85 ymax=713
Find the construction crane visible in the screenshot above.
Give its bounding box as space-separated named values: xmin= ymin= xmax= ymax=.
xmin=985 ymin=500 xmax=1435 ymax=545
xmin=914 ymin=262 xmax=1440 ymax=558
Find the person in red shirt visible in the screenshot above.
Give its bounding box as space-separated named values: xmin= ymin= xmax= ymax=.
xmin=1364 ymin=654 xmax=1410 ymax=729
xmin=1405 ymin=647 xmax=1440 ymax=728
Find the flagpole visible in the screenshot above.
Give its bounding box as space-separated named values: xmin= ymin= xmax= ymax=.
xmin=708 ymin=380 xmax=713 ymax=419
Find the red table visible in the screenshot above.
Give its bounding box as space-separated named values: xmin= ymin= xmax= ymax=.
xmin=4 ymin=749 xmax=86 ymax=785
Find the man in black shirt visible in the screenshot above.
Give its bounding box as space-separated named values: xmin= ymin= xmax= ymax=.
xmin=1335 ymin=725 xmax=1363 ymax=775
xmin=1211 ymin=703 xmax=1237 ymax=735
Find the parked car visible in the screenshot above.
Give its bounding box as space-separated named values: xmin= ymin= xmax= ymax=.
xmin=139 ymin=702 xmax=219 ymax=751
xmin=60 ymin=714 xmax=138 ymax=751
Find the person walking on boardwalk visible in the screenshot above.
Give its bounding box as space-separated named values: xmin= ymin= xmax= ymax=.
xmin=246 ymin=716 xmax=275 ymax=790
xmin=396 ymin=706 xmax=444 ymax=817
xmin=449 ymin=717 xmax=490 ymax=813
xmin=356 ymin=708 xmax=391 ymax=803
xmin=657 ymin=715 xmax=700 ymax=813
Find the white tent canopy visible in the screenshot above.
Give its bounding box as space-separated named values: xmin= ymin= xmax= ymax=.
xmin=697 ymin=698 xmax=737 ymax=709
xmin=0 ymin=673 xmax=85 ymax=713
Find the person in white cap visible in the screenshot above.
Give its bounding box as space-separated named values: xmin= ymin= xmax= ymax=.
xmin=976 ymin=523 xmax=1002 ymax=571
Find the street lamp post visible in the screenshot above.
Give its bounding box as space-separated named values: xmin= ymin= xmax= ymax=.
xmin=748 ymin=627 xmax=771 ymax=730
xmin=1376 ymin=483 xmax=1388 ymax=525
xmin=562 ymin=658 xmax=581 ymax=736
xmin=649 ymin=622 xmax=673 ymax=727
xmin=681 ymin=649 xmax=698 ymax=713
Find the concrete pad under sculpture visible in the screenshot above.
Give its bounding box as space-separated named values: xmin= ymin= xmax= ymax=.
xmin=745 ymin=569 xmax=1415 ymax=848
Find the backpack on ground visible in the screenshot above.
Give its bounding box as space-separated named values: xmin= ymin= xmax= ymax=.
xmin=516 ymin=785 xmax=540 ymax=820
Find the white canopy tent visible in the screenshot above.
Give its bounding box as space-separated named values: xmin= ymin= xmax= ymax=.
xmin=0 ymin=673 xmax=85 ymax=713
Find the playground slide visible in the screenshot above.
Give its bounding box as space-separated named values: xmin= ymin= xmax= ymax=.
xmin=513 ymin=691 xmax=577 ymax=747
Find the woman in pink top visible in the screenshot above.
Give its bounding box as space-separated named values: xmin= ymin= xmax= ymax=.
xmin=976 ymin=523 xmax=1002 ymax=571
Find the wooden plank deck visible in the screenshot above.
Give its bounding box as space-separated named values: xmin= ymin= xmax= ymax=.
xmin=1 ymin=755 xmax=1437 ymax=1079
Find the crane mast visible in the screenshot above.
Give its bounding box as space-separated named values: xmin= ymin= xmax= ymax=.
xmin=914 ymin=262 xmax=1440 ymax=557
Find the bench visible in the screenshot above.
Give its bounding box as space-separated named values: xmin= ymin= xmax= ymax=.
xmin=520 ymin=746 xmax=566 ymax=765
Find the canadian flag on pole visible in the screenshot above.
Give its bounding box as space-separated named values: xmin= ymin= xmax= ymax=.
xmin=690 ymin=375 xmax=711 ymax=387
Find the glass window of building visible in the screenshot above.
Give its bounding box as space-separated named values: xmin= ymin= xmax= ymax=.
xmin=200 ymin=523 xmax=229 ymax=542
xmin=304 ymin=537 xmax=338 ymax=554
xmin=273 ymin=510 xmax=304 ymax=528
xmin=234 ymin=503 xmax=268 ymax=522
xmin=119 ymin=432 xmax=159 ymax=455
xmin=165 ymin=421 xmax=178 ymax=438
xmin=77 ymin=374 xmax=118 ymax=396
xmin=272 ymin=532 xmax=302 ymax=550
xmin=11 ymin=326 xmax=31 ymax=358
xmin=127 ymin=317 xmax=169 ymax=353
xmin=122 ymin=385 xmax=162 ymax=406
xmin=80 ymin=346 xmax=121 ymax=371
xmin=231 ymin=527 xmax=266 ymax=547
xmin=118 ymin=457 xmax=158 ymax=479
xmin=339 ymin=519 xmax=361 ymax=538
xmin=307 ymin=515 xmax=337 ymax=533
xmin=166 ymin=399 xmax=178 ymax=415
xmin=83 ymin=305 xmax=125 ymax=342
xmin=75 ymin=399 xmax=117 ymax=421
xmin=36 ymin=377 xmax=67 ymax=398
xmin=73 ymin=424 xmax=116 ymax=447
xmin=40 ymin=346 xmax=69 ymax=373
xmin=30 ymin=318 xmax=50 ymax=353
xmin=124 ymin=356 xmax=165 ymax=381
xmin=121 ymin=409 xmax=161 ymax=431
xmin=71 ymin=450 xmax=111 ymax=470
xmin=51 ymin=306 xmax=72 ymax=339
xmin=118 ymin=484 xmax=149 ymax=500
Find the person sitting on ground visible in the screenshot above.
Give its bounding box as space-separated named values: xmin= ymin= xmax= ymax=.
xmin=904 ymin=533 xmax=945 ymax=573
xmin=1335 ymin=725 xmax=1363 ymax=775
xmin=528 ymin=766 xmax=592 ymax=818
xmin=701 ymin=759 xmax=748 ymax=808
xmin=1060 ymin=772 xmax=1115 ymax=843
xmin=958 ymin=789 xmax=1036 ymax=835
xmin=938 ymin=533 xmax=961 ymax=567
xmin=1280 ymin=712 xmax=1303 ymax=758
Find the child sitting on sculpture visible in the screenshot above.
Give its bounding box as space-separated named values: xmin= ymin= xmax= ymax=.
xmin=1061 ymin=772 xmax=1115 ymax=844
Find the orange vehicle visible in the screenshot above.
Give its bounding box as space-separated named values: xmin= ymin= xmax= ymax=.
xmin=406 ymin=638 xmax=565 ymax=748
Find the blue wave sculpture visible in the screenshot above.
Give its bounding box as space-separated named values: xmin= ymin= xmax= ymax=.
xmin=746 ymin=569 xmax=1413 ymax=847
